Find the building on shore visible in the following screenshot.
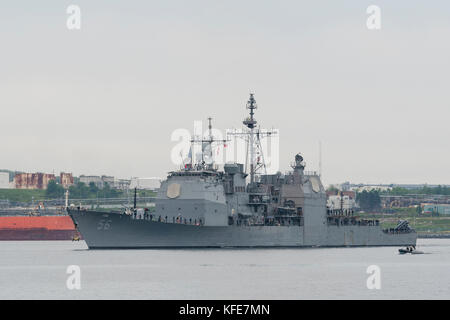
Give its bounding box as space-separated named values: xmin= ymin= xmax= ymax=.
xmin=0 ymin=172 xmax=10 ymax=189
xmin=114 ymin=179 xmax=131 ymax=190
xmin=351 ymin=185 xmax=392 ymax=192
xmin=101 ymin=175 xmax=115 ymax=187
xmin=60 ymin=172 xmax=74 ymax=188
xmin=14 ymin=173 xmax=56 ymax=190
xmin=79 ymin=175 xmax=130 ymax=190
xmin=341 ymin=183 xmax=450 ymax=192
xmin=326 ymin=191 xmax=357 ymax=210
xmin=422 ymin=203 xmax=450 ymax=215
xmin=129 ymin=177 xmax=161 ymax=191
xmin=79 ymin=175 xmax=104 ymax=189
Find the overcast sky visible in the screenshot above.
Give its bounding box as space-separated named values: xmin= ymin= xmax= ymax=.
xmin=1 ymin=1 xmax=449 ymax=185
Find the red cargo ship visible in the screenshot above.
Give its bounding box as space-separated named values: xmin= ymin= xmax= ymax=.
xmin=0 ymin=216 xmax=79 ymax=240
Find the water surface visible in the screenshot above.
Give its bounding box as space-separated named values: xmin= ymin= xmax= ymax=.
xmin=0 ymin=239 xmax=449 ymax=299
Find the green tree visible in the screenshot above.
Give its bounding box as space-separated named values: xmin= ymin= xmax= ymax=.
xmin=99 ymin=182 xmax=119 ymax=198
xmin=356 ymin=190 xmax=381 ymax=212
xmin=89 ymin=182 xmax=99 ymax=195
xmin=66 ymin=181 xmax=124 ymax=200
xmin=68 ymin=182 xmax=90 ymax=199
xmin=46 ymin=180 xmax=64 ymax=198
xmin=326 ymin=185 xmax=339 ymax=194
xmin=384 ymin=185 xmax=450 ymax=196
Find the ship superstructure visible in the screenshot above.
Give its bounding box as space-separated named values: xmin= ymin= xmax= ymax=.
xmin=69 ymin=95 xmax=416 ymax=248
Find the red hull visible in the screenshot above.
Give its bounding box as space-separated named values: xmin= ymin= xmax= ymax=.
xmin=0 ymin=216 xmax=80 ymax=241
xmin=0 ymin=228 xmax=77 ymax=240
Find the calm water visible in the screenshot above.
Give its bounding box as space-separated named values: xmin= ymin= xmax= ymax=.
xmin=0 ymin=239 xmax=449 ymax=299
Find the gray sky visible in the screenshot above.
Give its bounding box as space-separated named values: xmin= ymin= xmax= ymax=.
xmin=1 ymin=1 xmax=449 ymax=185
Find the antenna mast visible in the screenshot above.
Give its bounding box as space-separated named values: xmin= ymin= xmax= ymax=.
xmin=228 ymin=94 xmax=277 ymax=185
xmin=244 ymin=94 xmax=257 ymax=184
xmin=190 ymin=117 xmax=227 ymax=170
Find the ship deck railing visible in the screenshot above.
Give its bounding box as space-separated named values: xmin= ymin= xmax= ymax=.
xmin=383 ymin=228 xmax=416 ymax=234
xmin=327 ymin=217 xmax=380 ymax=227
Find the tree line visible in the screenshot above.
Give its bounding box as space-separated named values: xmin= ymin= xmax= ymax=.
xmin=46 ymin=181 xmax=122 ymax=199
xmin=383 ymin=186 xmax=450 ymax=196
xmin=356 ymin=190 xmax=381 ymax=212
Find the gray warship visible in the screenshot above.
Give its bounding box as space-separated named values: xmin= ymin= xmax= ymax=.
xmin=68 ymin=94 xmax=417 ymax=249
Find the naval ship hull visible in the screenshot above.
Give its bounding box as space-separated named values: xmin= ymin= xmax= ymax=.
xmin=69 ymin=209 xmax=417 ymax=249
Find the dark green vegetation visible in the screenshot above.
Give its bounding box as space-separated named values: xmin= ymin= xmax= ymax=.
xmin=356 ymin=186 xmax=450 ymax=234
xmin=0 ymin=182 xmax=156 ymax=203
xmin=47 ymin=181 xmax=157 ymax=200
xmin=360 ymin=209 xmax=450 ymax=235
xmin=45 ymin=180 xmax=65 ymax=198
xmin=356 ymin=190 xmax=381 ymax=212
xmin=383 ymin=185 xmax=450 ymax=196
xmin=326 ymin=185 xmax=339 ymax=193
xmin=66 ymin=182 xmax=122 ymax=199
xmin=0 ymin=189 xmax=46 ymax=202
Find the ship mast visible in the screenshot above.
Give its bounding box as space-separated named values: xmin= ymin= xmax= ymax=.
xmin=228 ymin=94 xmax=277 ymax=185
xmin=243 ymin=94 xmax=257 ymax=184
xmin=190 ymin=117 xmax=227 ymax=170
xmin=207 ymin=117 xmax=213 ymax=145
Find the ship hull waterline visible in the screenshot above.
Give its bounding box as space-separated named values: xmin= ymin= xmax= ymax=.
xmin=69 ymin=210 xmax=417 ymax=249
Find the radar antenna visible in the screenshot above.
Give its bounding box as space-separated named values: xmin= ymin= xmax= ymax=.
xmin=190 ymin=117 xmax=227 ymax=170
xmin=228 ymin=94 xmax=278 ymax=184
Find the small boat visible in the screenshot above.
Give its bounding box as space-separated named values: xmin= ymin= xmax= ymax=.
xmin=399 ymin=246 xmax=424 ymax=254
